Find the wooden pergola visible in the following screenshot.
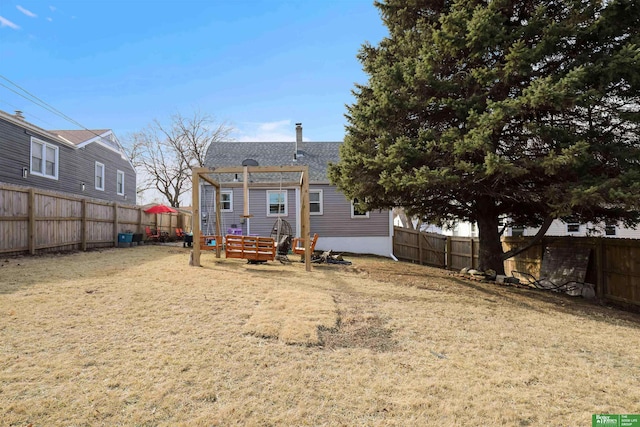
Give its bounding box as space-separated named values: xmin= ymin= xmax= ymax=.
xmin=190 ymin=165 xmax=312 ymax=271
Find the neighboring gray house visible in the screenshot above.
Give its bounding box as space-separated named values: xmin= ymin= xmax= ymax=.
xmin=0 ymin=109 xmax=136 ymax=204
xmin=202 ymin=124 xmax=393 ymax=257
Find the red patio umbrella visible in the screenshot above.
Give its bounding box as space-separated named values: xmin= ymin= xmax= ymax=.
xmin=144 ymin=204 xmax=178 ymax=214
xmin=144 ymin=204 xmax=178 ymax=236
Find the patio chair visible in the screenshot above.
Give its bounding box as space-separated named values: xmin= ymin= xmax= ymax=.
xmin=292 ymin=233 xmax=319 ymax=256
xmin=145 ymin=226 xmax=161 ymax=242
xmin=176 ymin=228 xmax=185 ymax=238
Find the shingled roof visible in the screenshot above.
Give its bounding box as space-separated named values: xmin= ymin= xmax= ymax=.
xmin=51 ymin=129 xmax=111 ymax=145
xmin=204 ymin=141 xmax=342 ymax=183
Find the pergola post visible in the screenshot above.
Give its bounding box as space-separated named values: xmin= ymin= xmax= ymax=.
xmin=300 ymin=168 xmax=311 ymax=271
xmin=214 ymin=181 xmax=222 ymax=258
xmin=191 ymin=169 xmax=201 ymax=267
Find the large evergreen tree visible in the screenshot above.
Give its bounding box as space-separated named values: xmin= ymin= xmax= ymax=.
xmin=329 ymin=0 xmax=640 ymax=274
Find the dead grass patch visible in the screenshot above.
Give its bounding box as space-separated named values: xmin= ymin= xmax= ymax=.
xmin=1 ymin=245 xmax=639 ymax=426
xmin=319 ymin=294 xmax=396 ymax=352
xmin=243 ymin=288 xmax=338 ymax=345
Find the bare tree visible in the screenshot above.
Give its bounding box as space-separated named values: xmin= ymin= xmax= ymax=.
xmin=125 ymin=110 xmax=234 ymax=207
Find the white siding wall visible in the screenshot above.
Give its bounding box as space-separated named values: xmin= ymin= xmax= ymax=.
xmin=517 ymin=220 xmax=640 ymax=239
xmin=316 ymin=236 xmax=393 ymax=258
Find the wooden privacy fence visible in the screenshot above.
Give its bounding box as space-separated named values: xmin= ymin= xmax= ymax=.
xmin=392 ymin=226 xmax=479 ymax=270
xmin=503 ymin=236 xmax=640 ymax=308
xmin=0 ymin=184 xmax=190 ymax=256
xmin=393 ymin=227 xmax=639 ymax=308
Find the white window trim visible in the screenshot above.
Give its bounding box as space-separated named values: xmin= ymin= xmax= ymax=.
xmin=351 ymin=199 xmax=369 ymax=219
xmin=605 ymin=224 xmax=616 ymax=236
xmin=221 ymin=190 xmax=233 ymax=212
xmin=116 ymin=170 xmax=125 ymax=195
xmin=567 ymin=222 xmax=580 ymax=233
xmin=95 ymin=162 xmax=105 ymax=191
xmin=310 ymin=189 xmax=323 ymax=216
xmin=30 ymin=138 xmax=59 ymax=180
xmin=266 ymin=190 xmax=288 ymax=217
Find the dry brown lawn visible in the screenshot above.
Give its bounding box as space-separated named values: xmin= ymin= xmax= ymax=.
xmin=1 ymin=244 xmax=639 ymax=426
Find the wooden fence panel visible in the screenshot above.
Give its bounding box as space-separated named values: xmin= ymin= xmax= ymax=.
xmin=502 ymin=238 xmax=544 ymax=278
xmin=420 ymin=232 xmax=446 ymax=268
xmin=393 ymin=227 xmax=472 ymax=269
xmin=86 ymin=201 xmax=115 ymax=248
xmin=117 ymin=205 xmax=141 ymax=233
xmin=393 ymin=227 xmax=420 ymax=263
xmin=0 ymin=183 xmax=190 ymax=255
xmin=449 ymin=237 xmax=478 ymax=270
xmin=602 ymin=241 xmax=640 ymax=306
xmin=32 ymin=193 xmax=83 ymax=252
xmin=142 ymin=212 xmax=178 ymax=237
xmin=503 ymin=236 xmax=640 ymax=308
xmin=0 ymin=186 xmax=28 ymax=253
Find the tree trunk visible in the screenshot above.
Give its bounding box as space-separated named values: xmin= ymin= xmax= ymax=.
xmin=501 ymin=216 xmax=554 ymax=261
xmin=476 ymin=200 xmax=505 ymax=274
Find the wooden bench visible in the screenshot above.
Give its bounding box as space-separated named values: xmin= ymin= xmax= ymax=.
xmin=225 ymin=235 xmax=276 ymax=262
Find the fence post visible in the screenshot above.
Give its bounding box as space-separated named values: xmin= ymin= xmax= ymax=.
xmin=28 ymin=188 xmax=35 ymax=255
xmin=81 ymin=199 xmax=87 ymax=251
xmin=470 ymin=238 xmax=475 ymax=269
xmin=418 ymin=231 xmax=423 ymax=265
xmin=446 ymin=236 xmax=452 ymax=269
xmin=113 ymin=203 xmax=119 ymax=247
xmin=595 ymin=238 xmax=605 ymax=298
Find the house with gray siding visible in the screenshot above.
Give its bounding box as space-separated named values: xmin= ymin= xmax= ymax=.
xmin=0 ymin=109 xmax=136 ymax=204
xmin=202 ymin=124 xmax=393 ymax=257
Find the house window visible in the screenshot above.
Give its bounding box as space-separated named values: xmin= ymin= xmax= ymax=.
xmin=116 ymin=170 xmax=125 ymax=195
xmin=310 ymin=190 xmax=323 ymax=215
xmin=221 ymin=190 xmax=233 ymax=212
xmin=605 ymin=223 xmax=616 ymax=236
xmin=567 ymin=222 xmax=580 ymax=233
xmin=511 ymin=226 xmax=524 ymax=237
xmin=95 ymin=162 xmax=105 ymax=191
xmin=30 ymin=138 xmax=59 ymax=179
xmin=351 ymin=198 xmax=369 ymax=219
xmin=267 ymin=190 xmax=287 ymax=216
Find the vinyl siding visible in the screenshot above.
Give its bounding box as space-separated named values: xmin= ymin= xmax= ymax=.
xmin=200 ymin=185 xmax=218 ymax=234
xmin=201 ymin=186 xmax=296 ymax=237
xmin=0 ymin=117 xmax=136 ymax=204
xmin=80 ymin=143 xmax=136 ymax=203
xmin=0 ymin=119 xmax=75 ymax=190
xmin=247 ymin=188 xmax=296 ymax=237
xmin=201 ymin=186 xmax=248 ymax=235
xmin=200 ymin=183 xmax=389 ymax=238
xmin=310 ymin=185 xmax=389 ymax=237
xmin=0 ymin=119 xmax=30 ymax=180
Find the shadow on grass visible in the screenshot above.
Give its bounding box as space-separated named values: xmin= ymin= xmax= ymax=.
xmin=451 ymin=276 xmax=640 ymax=328
xmin=449 ymin=277 xmax=542 ymax=312
xmin=349 ymin=256 xmax=640 ymax=327
xmin=0 ymin=246 xmax=180 ymax=295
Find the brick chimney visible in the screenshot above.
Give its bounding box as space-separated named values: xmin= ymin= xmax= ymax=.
xmin=294 ymin=123 xmax=302 ymax=161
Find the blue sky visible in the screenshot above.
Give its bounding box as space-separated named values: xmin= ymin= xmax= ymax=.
xmin=0 ymin=0 xmax=387 ymax=143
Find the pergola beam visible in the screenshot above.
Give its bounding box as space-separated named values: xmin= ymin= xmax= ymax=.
xmin=197 ymin=165 xmax=312 ymax=174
